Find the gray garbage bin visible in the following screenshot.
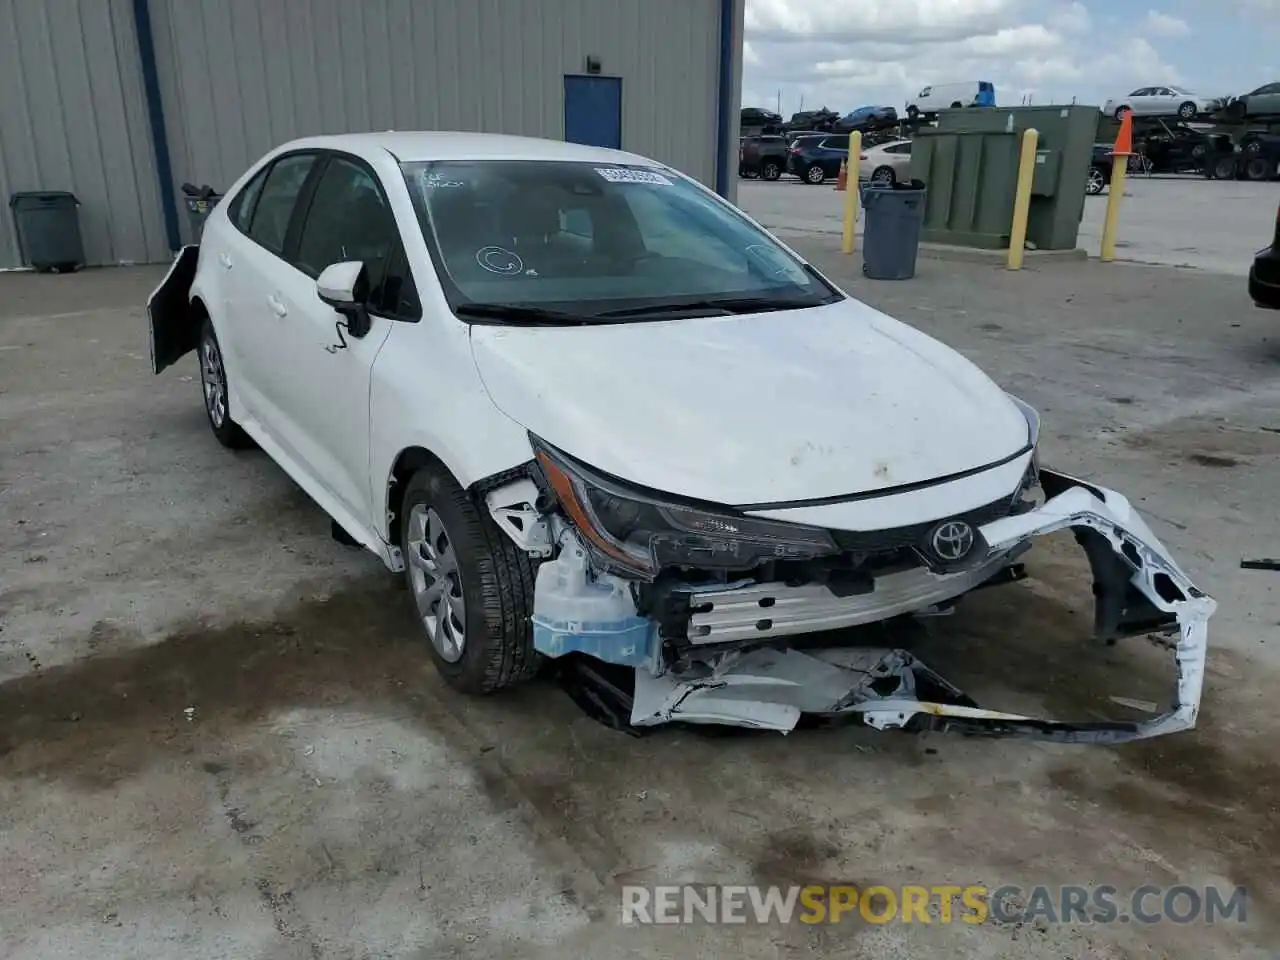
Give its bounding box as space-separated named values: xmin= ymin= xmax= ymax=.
xmin=9 ymin=191 xmax=84 ymax=272
xmin=185 ymin=193 xmax=223 ymax=241
xmin=860 ymin=179 xmax=927 ymax=280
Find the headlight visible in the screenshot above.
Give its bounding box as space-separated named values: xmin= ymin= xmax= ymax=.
xmin=1007 ymin=393 xmax=1041 ymax=488
xmin=530 ymin=436 xmax=838 ymax=579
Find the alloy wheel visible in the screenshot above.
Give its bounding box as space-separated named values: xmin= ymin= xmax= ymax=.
xmin=200 ymin=337 xmax=227 ymax=428
xmin=406 ymin=504 xmax=467 ymax=663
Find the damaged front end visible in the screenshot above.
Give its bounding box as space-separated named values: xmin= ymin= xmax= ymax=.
xmin=482 ymin=443 xmax=1215 ymax=743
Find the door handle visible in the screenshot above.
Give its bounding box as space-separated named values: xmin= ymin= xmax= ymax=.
xmin=266 ymin=295 xmax=288 ymax=317
xmin=218 ymin=252 xmax=233 ymax=270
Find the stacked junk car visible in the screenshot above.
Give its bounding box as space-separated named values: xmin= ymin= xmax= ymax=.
xmin=148 ymin=132 xmax=1216 ymax=744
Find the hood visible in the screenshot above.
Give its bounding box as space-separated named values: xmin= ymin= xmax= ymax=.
xmin=469 ymin=299 xmax=1030 ymax=506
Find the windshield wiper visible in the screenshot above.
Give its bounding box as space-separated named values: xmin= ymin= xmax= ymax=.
xmin=595 ymin=295 xmax=827 ymax=319
xmin=454 ymin=303 xmax=595 ymax=325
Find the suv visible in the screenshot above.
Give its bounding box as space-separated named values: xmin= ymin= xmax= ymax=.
xmin=740 ymin=106 xmax=784 ymax=134
xmin=786 ymin=134 xmax=849 ymax=184
xmin=785 ymin=108 xmax=839 ymax=133
xmin=739 ymin=135 xmax=788 ymax=180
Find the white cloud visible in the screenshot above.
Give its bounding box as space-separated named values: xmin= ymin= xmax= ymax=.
xmin=1144 ymin=9 xmax=1191 ymax=36
xmin=739 ymin=0 xmax=1190 ymax=116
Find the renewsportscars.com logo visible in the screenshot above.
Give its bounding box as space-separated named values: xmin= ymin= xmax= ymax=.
xmin=620 ymin=884 xmax=1249 ymax=926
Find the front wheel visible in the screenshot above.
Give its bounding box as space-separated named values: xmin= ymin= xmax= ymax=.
xmin=760 ymin=161 xmax=782 ymax=181
xmin=805 ymin=164 xmax=827 ymax=184
xmin=400 ymin=463 xmax=540 ymax=694
xmin=1114 ymin=106 xmax=1130 ymax=120
xmin=906 ymin=106 xmax=919 ymax=121
xmin=198 ymin=318 xmax=252 ymax=449
xmin=870 ymin=165 xmax=896 ymax=185
xmin=1177 ymin=101 xmax=1197 ymax=120
xmin=1086 ymin=165 xmax=1106 ymax=195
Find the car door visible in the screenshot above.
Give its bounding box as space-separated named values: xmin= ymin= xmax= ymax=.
xmin=221 ymin=152 xmax=320 ymax=428
xmin=821 ymin=134 xmax=849 ymax=174
xmin=885 ymin=142 xmax=913 ymax=177
xmin=1127 ymin=88 xmax=1152 ymax=115
xmin=267 ymin=152 xmax=410 ymax=526
xmin=1248 ymin=83 xmax=1280 ymax=116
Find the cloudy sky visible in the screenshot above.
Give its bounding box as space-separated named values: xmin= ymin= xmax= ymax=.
xmin=741 ymin=0 xmax=1280 ymax=116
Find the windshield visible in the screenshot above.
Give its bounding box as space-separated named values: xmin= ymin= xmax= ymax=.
xmin=400 ymin=159 xmax=840 ymax=323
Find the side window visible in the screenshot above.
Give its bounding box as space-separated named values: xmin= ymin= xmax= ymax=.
xmin=293 ymin=156 xmax=397 ymax=282
xmin=825 ymin=135 xmax=849 ymax=150
xmin=919 ymin=87 xmax=931 ymax=97
xmin=227 ymin=166 xmax=269 ymax=233
xmin=247 ymin=154 xmax=317 ymax=255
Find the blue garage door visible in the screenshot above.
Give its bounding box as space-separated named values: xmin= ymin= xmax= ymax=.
xmin=564 ymin=76 xmax=622 ymax=149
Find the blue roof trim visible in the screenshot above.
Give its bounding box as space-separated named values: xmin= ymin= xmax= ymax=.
xmin=715 ymin=0 xmax=735 ymax=198
xmin=131 ymin=0 xmax=181 ymax=253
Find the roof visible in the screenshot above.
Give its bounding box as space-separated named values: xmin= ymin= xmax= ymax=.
xmin=269 ymin=130 xmax=656 ymax=166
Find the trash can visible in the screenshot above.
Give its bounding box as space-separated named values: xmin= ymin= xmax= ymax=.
xmin=8 ymin=191 xmax=84 ymax=272
xmin=860 ymin=179 xmax=927 ymax=280
xmin=184 ymin=191 xmax=223 ymax=241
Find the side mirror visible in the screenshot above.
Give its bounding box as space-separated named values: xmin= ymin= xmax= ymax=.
xmin=316 ymin=260 xmax=372 ymax=338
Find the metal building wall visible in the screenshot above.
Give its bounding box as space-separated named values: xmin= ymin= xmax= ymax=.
xmin=148 ymin=0 xmax=726 ymax=243
xmin=0 ymin=0 xmax=171 ymax=268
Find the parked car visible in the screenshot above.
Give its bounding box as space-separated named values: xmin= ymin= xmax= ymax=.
xmin=905 ymin=81 xmax=995 ymax=120
xmin=741 ymin=106 xmax=783 ymax=127
xmin=858 ymin=139 xmax=913 ymax=184
xmin=147 ymin=131 xmax=1213 ymax=741
xmin=835 ymin=105 xmax=899 ymax=133
xmin=1086 ymin=144 xmax=1115 ymax=195
xmin=1250 ymin=204 xmax=1280 ymax=309
xmin=786 ymin=133 xmax=849 ymax=184
xmin=1102 ymin=86 xmax=1222 ymax=121
xmin=1132 ymin=120 xmax=1231 ymax=173
xmin=739 ymin=135 xmax=788 ymax=180
xmin=1224 ymin=82 xmax=1280 ymax=121
xmin=785 ymin=108 xmax=839 ymax=133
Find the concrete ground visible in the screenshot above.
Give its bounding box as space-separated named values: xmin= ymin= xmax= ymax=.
xmin=2 ymin=247 xmax=1279 ymax=959
xmin=739 ymin=175 xmax=1279 ymax=275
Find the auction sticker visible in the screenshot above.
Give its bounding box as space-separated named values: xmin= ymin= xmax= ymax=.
xmin=595 ymin=167 xmax=674 ymax=185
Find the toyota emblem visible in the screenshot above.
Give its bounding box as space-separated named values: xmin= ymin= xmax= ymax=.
xmin=930 ymin=520 xmax=975 ymax=562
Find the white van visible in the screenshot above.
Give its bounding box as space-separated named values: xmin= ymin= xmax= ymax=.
xmin=906 ymin=81 xmax=996 ymax=119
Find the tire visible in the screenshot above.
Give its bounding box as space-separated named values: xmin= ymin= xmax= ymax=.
xmin=1177 ymin=101 xmax=1197 ymax=120
xmin=1212 ymin=155 xmax=1237 ymax=180
xmin=198 ymin=317 xmax=252 ymax=449
xmin=805 ymin=163 xmax=827 ymax=184
xmin=1246 ymin=157 xmax=1274 ymax=181
xmin=400 ymin=463 xmax=540 ymax=694
xmin=871 ymin=165 xmax=896 ymax=184
xmin=1114 ymin=106 xmax=1130 ymax=120
xmin=761 ymin=161 xmax=782 ymax=181
xmin=1242 ymin=138 xmax=1264 ymax=156
xmin=906 ymin=106 xmax=919 ymax=121
xmin=1086 ymin=165 xmax=1106 ymax=196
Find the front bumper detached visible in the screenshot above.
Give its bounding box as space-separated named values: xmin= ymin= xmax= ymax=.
xmin=624 ymin=470 xmax=1215 ymax=743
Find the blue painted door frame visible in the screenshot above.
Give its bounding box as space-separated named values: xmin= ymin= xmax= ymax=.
xmin=564 ymin=75 xmax=623 ymax=150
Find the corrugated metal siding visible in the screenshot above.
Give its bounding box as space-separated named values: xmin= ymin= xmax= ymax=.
xmin=0 ymin=0 xmax=170 ymax=268
xmin=150 ymin=0 xmax=723 ymax=242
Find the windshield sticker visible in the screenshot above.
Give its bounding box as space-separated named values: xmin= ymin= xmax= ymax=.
xmin=475 ymin=246 xmax=524 ymax=276
xmin=419 ymin=171 xmax=466 ymax=189
xmin=595 ymin=167 xmax=674 ymax=186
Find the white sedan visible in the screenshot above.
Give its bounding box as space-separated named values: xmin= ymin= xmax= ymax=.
xmin=858 ymin=139 xmax=913 ymax=184
xmin=148 ymin=132 xmax=1214 ymax=740
xmin=1102 ymin=86 xmax=1222 ymax=120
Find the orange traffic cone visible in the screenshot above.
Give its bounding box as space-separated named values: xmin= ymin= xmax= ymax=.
xmin=835 ymin=159 xmax=848 ymax=191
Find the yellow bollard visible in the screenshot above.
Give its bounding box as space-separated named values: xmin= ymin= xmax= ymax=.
xmin=1006 ymin=128 xmax=1039 ymax=270
xmin=842 ymin=131 xmax=862 ymax=254
xmin=1099 ymin=158 xmax=1128 ymax=262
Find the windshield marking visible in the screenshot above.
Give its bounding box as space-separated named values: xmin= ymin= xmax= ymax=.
xmin=475 ymin=246 xmax=524 ymax=275
xmin=594 ymin=167 xmax=674 ymax=185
